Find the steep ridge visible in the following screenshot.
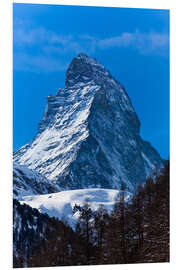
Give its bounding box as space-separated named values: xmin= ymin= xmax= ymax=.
xmin=14 ymin=53 xmax=163 ymax=191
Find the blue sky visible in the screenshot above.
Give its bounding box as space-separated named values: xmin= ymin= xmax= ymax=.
xmin=13 ymin=3 xmax=169 ymax=159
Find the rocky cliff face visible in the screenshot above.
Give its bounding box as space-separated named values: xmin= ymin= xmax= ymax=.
xmin=14 ymin=53 xmax=163 ymax=191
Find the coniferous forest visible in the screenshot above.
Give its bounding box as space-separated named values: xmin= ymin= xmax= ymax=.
xmin=13 ymin=161 xmax=169 ymax=268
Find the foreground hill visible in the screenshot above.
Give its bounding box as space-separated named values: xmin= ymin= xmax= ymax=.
xmin=14 ymin=162 xmax=169 ymax=267
xmin=19 ymin=188 xmax=131 ymax=228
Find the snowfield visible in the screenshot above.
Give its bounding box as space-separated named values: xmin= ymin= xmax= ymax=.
xmin=20 ymin=188 xmax=131 ymax=229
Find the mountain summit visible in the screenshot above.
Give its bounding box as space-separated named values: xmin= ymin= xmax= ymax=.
xmin=65 ymin=53 xmax=114 ymax=87
xmin=14 ymin=53 xmax=163 ymax=191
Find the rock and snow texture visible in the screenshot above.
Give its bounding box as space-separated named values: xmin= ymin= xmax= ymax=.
xmin=13 ymin=163 xmax=60 ymax=199
xmin=19 ymin=188 xmax=130 ymax=229
xmin=14 ymin=53 xmax=163 ymax=191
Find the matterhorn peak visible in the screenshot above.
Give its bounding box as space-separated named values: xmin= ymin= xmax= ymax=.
xmin=14 ymin=54 xmax=164 ymax=191
xmin=70 ymin=52 xmax=103 ymax=68
xmin=76 ymin=52 xmax=96 ymax=61
xmin=65 ymin=53 xmax=111 ymax=88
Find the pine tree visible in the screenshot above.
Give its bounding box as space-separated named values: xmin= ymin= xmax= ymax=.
xmin=77 ymin=203 xmax=94 ymax=264
xmin=105 ymin=182 xmax=128 ymax=264
xmin=128 ymin=184 xmax=145 ymax=263
xmin=93 ymin=205 xmax=109 ymax=264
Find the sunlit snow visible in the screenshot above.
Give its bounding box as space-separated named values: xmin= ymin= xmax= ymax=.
xmin=20 ymin=188 xmax=131 ymax=229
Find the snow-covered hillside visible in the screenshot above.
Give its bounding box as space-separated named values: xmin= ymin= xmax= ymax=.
xmin=19 ymin=188 xmax=131 ymax=229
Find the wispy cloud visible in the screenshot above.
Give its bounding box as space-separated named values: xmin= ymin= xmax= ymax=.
xmin=13 ymin=20 xmax=169 ymax=73
xmin=14 ymin=27 xmax=73 ymax=47
xmin=98 ymin=30 xmax=169 ymax=55
xmin=98 ymin=32 xmax=135 ymax=48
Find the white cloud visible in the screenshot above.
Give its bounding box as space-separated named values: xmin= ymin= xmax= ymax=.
xmin=13 ymin=21 xmax=169 ymax=72
xmin=98 ymin=30 xmax=169 ymax=55
xmin=98 ymin=32 xmax=135 ymax=48
xmin=148 ymin=32 xmax=169 ymax=49
xmin=14 ymin=26 xmax=73 ymax=47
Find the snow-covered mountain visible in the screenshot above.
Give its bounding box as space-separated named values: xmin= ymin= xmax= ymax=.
xmin=19 ymin=188 xmax=131 ymax=229
xmin=14 ymin=53 xmax=163 ymax=191
xmin=13 ymin=162 xmax=60 ymax=199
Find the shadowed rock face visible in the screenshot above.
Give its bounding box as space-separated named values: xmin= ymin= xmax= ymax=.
xmin=14 ymin=53 xmax=163 ymax=191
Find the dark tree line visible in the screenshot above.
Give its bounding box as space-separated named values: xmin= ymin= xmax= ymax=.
xmin=13 ymin=200 xmax=91 ymax=267
xmin=13 ymin=161 xmax=169 ymax=267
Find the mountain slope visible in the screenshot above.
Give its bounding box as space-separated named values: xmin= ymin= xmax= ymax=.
xmin=14 ymin=53 xmax=163 ymax=191
xmin=13 ymin=162 xmax=60 ymax=199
